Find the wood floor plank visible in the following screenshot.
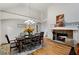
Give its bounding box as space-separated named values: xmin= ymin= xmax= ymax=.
xmin=32 ymin=38 xmax=71 ymax=55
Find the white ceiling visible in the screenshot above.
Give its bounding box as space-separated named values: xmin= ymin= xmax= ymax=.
xmin=0 ymin=3 xmax=19 ymax=9
xmin=0 ymin=3 xmax=52 ymax=12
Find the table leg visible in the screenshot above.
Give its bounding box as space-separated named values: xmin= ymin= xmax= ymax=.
xmin=18 ymin=40 xmax=23 ymax=53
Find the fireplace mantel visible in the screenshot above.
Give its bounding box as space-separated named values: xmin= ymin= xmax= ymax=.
xmin=52 ymin=27 xmax=78 ymax=30
xmin=52 ymin=27 xmax=79 ymax=47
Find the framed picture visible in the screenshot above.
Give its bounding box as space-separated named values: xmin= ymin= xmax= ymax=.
xmin=55 ymin=14 xmax=64 ymax=27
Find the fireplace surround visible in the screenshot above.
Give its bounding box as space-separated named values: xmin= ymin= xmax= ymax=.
xmin=52 ymin=27 xmax=79 ymax=47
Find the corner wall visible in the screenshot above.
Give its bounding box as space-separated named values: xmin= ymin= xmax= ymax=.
xmin=46 ymin=3 xmax=79 ymax=39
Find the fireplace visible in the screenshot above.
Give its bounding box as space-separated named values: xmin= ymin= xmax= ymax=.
xmin=52 ymin=28 xmax=74 ymax=46
xmin=53 ymin=31 xmax=68 ymax=42
xmin=52 ymin=27 xmax=79 ymax=47
xmin=57 ymin=32 xmax=68 ymax=42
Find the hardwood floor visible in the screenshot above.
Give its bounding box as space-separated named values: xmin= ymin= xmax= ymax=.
xmin=32 ymin=38 xmax=71 ymax=55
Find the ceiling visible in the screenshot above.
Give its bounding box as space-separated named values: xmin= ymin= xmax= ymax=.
xmin=0 ymin=3 xmax=52 ymax=12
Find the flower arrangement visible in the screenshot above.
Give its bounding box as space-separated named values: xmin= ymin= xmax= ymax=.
xmin=24 ymin=26 xmax=34 ymax=35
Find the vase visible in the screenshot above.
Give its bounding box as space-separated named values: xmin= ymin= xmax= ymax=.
xmin=28 ymin=32 xmax=32 ymax=36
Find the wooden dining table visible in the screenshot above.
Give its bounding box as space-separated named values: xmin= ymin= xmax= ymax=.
xmin=16 ymin=36 xmax=30 ymax=52
xmin=16 ymin=35 xmax=32 ymax=52
xmin=16 ymin=37 xmax=23 ymax=52
xmin=16 ymin=33 xmax=42 ymax=53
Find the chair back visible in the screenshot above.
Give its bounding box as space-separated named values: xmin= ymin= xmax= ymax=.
xmin=5 ymin=34 xmax=10 ymax=43
xmin=40 ymin=32 xmax=44 ymax=40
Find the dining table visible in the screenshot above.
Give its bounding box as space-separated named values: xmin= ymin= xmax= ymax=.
xmin=16 ymin=35 xmax=30 ymax=52
xmin=15 ymin=33 xmax=41 ymax=53
xmin=16 ymin=34 xmax=35 ymax=52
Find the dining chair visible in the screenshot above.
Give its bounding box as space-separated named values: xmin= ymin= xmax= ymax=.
xmin=5 ymin=34 xmax=19 ymax=54
xmin=40 ymin=32 xmax=44 ymax=47
xmin=22 ymin=37 xmax=32 ymax=51
xmin=31 ymin=35 xmax=41 ymax=48
xmin=40 ymin=32 xmax=44 ymax=39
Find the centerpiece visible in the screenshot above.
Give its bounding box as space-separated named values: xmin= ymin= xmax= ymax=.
xmin=24 ymin=26 xmax=34 ymax=36
xmin=24 ymin=20 xmax=35 ymax=36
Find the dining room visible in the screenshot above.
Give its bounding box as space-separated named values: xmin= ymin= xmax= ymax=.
xmin=0 ymin=0 xmax=79 ymax=59
xmin=0 ymin=18 xmax=44 ymax=54
xmin=0 ymin=3 xmax=79 ymax=55
xmin=0 ymin=3 xmax=48 ymax=54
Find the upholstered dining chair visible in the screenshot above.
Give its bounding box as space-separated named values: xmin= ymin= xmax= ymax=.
xmin=5 ymin=34 xmax=19 ymax=54
xmin=31 ymin=35 xmax=40 ymax=47
xmin=22 ymin=37 xmax=32 ymax=51
xmin=40 ymin=32 xmax=44 ymax=47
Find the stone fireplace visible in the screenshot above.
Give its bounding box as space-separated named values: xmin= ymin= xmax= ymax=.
xmin=52 ymin=27 xmax=79 ymax=47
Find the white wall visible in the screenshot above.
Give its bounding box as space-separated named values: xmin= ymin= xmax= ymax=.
xmin=0 ymin=20 xmax=1 ymax=44
xmin=1 ymin=19 xmax=39 ymax=43
xmin=0 ymin=6 xmax=43 ymax=44
xmin=1 ymin=19 xmax=25 ymax=43
xmin=44 ymin=3 xmax=79 ymax=39
xmin=1 ymin=7 xmax=42 ymax=20
xmin=0 ymin=11 xmax=2 ymax=44
xmin=1 ymin=20 xmax=42 ymax=43
xmin=40 ymin=18 xmax=48 ymax=37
